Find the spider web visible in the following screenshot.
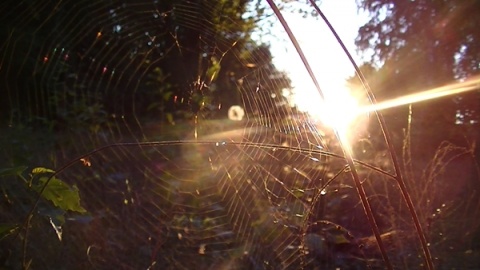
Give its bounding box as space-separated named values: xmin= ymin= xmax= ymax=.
xmin=1 ymin=0 xmax=479 ymax=269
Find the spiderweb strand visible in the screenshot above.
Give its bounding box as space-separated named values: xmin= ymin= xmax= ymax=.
xmin=1 ymin=1 xmax=433 ymax=268
xmin=307 ymin=1 xmax=434 ymax=269
xmin=266 ymin=0 xmax=392 ymax=269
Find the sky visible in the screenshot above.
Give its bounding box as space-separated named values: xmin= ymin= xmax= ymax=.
xmin=258 ymin=0 xmax=370 ymax=113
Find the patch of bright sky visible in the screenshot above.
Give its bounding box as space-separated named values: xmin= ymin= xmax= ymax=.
xmin=251 ymin=0 xmax=370 ymax=113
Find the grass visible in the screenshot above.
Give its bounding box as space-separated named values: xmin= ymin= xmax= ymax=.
xmin=2 ymin=114 xmax=479 ymax=269
xmin=1 ymin=2 xmax=479 ymax=268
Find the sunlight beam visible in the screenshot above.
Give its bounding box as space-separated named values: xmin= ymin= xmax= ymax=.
xmin=360 ymin=75 xmax=480 ymax=114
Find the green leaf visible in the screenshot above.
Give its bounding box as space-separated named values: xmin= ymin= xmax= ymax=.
xmin=32 ymin=167 xmax=55 ymax=174
xmin=34 ymin=177 xmax=86 ymax=213
xmin=0 ymin=166 xmax=28 ymax=177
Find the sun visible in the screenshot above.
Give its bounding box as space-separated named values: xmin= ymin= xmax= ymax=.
xmin=318 ymin=83 xmax=361 ymax=133
xmin=293 ymin=80 xmax=366 ymax=141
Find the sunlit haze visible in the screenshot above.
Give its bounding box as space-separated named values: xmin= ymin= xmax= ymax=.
xmin=264 ymin=1 xmax=480 ymax=140
xmin=360 ymin=75 xmax=480 ymax=114
xmin=263 ymin=1 xmax=370 ymax=137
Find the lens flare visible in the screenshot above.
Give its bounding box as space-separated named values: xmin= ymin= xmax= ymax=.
xmin=317 ymin=86 xmax=363 ymax=140
xmin=360 ymin=75 xmax=480 ymax=114
xmin=295 ymin=75 xmax=479 ymax=146
xmin=294 ymin=81 xmax=367 ymax=143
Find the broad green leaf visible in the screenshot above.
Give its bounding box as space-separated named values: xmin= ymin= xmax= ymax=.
xmin=34 ymin=177 xmax=86 ymax=213
xmin=32 ymin=167 xmax=55 ymax=174
xmin=0 ymin=166 xmax=27 ymax=177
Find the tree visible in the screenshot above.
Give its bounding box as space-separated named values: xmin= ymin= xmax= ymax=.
xmin=357 ymin=0 xmax=480 ymax=79
xmin=0 ymin=0 xmax=291 ymax=128
xmin=354 ymin=0 xmax=480 ymax=156
xmin=0 ymin=1 xmax=295 ymax=268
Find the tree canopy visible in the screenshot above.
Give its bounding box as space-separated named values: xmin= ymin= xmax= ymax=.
xmin=357 ymin=0 xmax=480 ymax=79
xmin=353 ymin=0 xmax=480 ymax=155
xmin=0 ymin=0 xmax=291 ymax=128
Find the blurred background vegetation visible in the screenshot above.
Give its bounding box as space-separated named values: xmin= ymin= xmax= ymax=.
xmin=1 ymin=0 xmax=479 ymax=269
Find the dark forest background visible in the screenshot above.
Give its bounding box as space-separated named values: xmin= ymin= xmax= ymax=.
xmin=1 ymin=0 xmax=479 ymax=269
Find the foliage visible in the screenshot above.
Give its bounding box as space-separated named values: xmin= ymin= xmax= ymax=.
xmin=350 ymin=2 xmax=480 ymax=267
xmin=0 ymin=165 xmax=88 ymax=268
xmin=2 ymin=0 xmax=479 ymax=269
xmin=33 ymin=176 xmax=86 ymax=214
xmin=353 ymin=0 xmax=480 ymax=158
xmin=0 ymin=0 xmax=293 ymax=268
xmin=0 ymin=0 xmax=291 ymax=128
xmin=356 ymin=0 xmax=480 ymax=79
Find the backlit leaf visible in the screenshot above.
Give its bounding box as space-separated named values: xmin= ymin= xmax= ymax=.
xmin=32 ymin=167 xmax=55 ymax=174
xmin=34 ymin=177 xmax=86 ymax=213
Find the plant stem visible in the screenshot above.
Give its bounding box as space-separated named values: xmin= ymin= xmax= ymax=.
xmin=266 ymin=0 xmax=392 ymax=268
xmin=338 ymin=134 xmax=393 ymax=270
xmin=306 ymin=1 xmax=434 ymax=269
xmin=22 ymin=215 xmax=32 ymax=270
